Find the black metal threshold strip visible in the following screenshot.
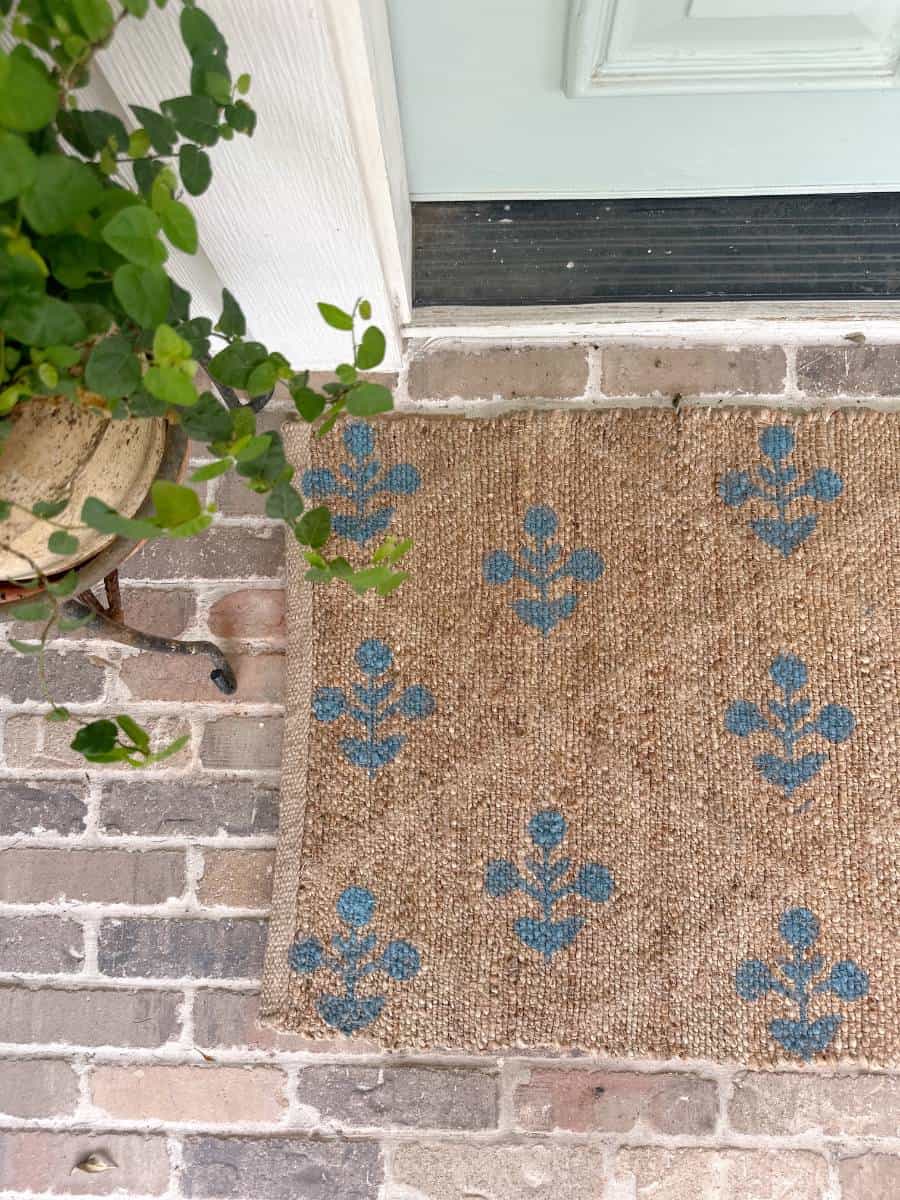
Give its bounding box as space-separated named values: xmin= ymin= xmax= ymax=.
xmin=412 ymin=195 xmax=900 ymax=307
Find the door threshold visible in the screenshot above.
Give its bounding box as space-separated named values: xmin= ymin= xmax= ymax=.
xmin=404 ymin=301 xmax=900 ymax=345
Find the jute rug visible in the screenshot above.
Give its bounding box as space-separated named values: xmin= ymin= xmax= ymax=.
xmin=261 ymin=406 xmax=898 ymax=1064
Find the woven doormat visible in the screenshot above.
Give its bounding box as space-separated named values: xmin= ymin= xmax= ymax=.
xmin=262 ymin=407 xmax=898 ymax=1065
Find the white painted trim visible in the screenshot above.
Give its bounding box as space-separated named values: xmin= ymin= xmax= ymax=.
xmin=323 ymin=0 xmax=413 ymax=327
xmin=405 ymin=302 xmax=900 ymax=345
xmin=411 ymin=182 xmax=900 ymax=201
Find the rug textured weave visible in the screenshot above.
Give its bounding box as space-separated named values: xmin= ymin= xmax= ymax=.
xmin=262 ymin=407 xmax=898 ymax=1065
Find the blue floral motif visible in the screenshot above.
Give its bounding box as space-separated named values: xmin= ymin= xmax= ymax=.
xmin=288 ymin=887 xmax=421 ymax=1035
xmin=725 ymin=654 xmax=855 ymax=811
xmin=483 ymin=506 xmax=604 ymax=636
xmin=485 ymin=809 xmax=613 ymax=962
xmin=736 ymin=908 xmax=869 ymax=1061
xmin=719 ymin=424 xmax=843 ymax=556
xmin=312 ymin=639 xmax=435 ymax=777
xmin=301 ymin=421 xmax=420 ymax=545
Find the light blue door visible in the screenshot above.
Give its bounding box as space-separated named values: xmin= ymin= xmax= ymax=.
xmin=387 ymin=0 xmax=900 ymax=198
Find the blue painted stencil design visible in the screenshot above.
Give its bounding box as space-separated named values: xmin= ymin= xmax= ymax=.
xmin=718 ymin=425 xmax=843 ymax=556
xmin=485 ymin=810 xmax=614 ymax=962
xmin=313 ymin=639 xmax=435 ymax=778
xmin=289 ymin=887 xmax=421 ymax=1035
xmin=736 ymin=908 xmax=869 ymax=1061
xmin=725 ymin=653 xmax=854 ymax=812
xmin=301 ymin=421 xmax=420 ymax=544
xmin=483 ymin=506 xmax=604 ymax=636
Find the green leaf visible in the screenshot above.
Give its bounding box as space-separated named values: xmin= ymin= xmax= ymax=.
xmin=48 ymin=530 xmax=79 ymax=555
xmin=175 ymin=316 xmax=212 ymax=358
xmin=127 ymin=387 xmax=167 ymax=418
xmin=71 ymin=718 xmax=119 ymax=759
xmin=0 ymin=48 xmax=57 ymax=132
xmin=224 ymin=100 xmax=255 ymax=135
xmin=179 ymin=391 xmax=234 ymax=442
xmin=317 ymin=301 xmax=354 ymax=331
xmin=32 ymin=498 xmax=68 ymax=519
xmin=84 ymin=334 xmax=141 ymax=398
xmin=121 ymin=0 xmax=150 ymax=16
xmin=102 ymin=206 xmax=167 ymax=267
xmin=265 ymin=478 xmax=304 ymax=520
xmin=358 ymin=299 xmax=372 ymax=319
xmin=113 ymin=264 xmax=171 ymax=328
xmin=159 ymin=198 xmax=198 ymax=253
xmin=233 ymin=433 xmax=271 ymax=463
xmin=295 ymin=505 xmax=331 ymax=548
xmin=245 ymin=359 xmax=277 ymax=397
xmin=355 ymin=325 xmax=386 ymax=370
xmin=22 ymin=156 xmax=103 ymax=234
xmin=45 ymin=569 xmax=79 ymax=597
xmin=115 ymin=713 xmax=150 ymax=752
xmin=236 ymin=73 xmax=251 ymax=94
xmin=143 ymin=365 xmax=197 ymax=407
xmin=289 ymin=383 xmax=325 ymax=423
xmin=0 ymin=131 xmax=36 ymax=202
xmin=130 ymin=104 xmax=176 ymax=155
xmin=0 ymin=498 xmax=10 ymax=519
xmin=0 ymin=248 xmax=43 ymax=303
xmin=162 ymin=95 xmax=219 ymax=146
xmin=208 ymin=340 xmax=267 ymax=388
xmin=10 ymin=597 xmax=52 ymax=621
xmin=57 ymin=108 xmax=127 ymax=156
xmin=215 ymin=288 xmax=245 ymax=337
xmin=128 ymin=128 xmax=151 ymax=158
xmin=46 ymin=706 xmax=70 ymax=722
xmin=203 ymin=71 xmax=231 ymax=105
xmin=180 ymin=6 xmax=226 ymax=54
xmin=8 ymin=638 xmax=43 ymax=653
xmin=153 ymin=322 xmax=191 ymax=365
xmin=146 ymin=733 xmax=190 ymax=764
xmin=81 ymin=496 xmax=160 ymax=540
xmin=345 ymin=382 xmax=393 ymax=417
xmin=151 ymin=479 xmax=201 ymax=528
xmin=191 ymin=457 xmax=232 ymax=482
xmin=73 ymin=0 xmax=114 ymax=41
xmin=178 ymin=143 xmax=212 ymax=195
xmin=3 ymin=296 xmax=86 ymax=347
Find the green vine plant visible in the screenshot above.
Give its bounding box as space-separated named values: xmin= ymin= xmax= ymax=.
xmin=0 ymin=0 xmax=407 ymax=766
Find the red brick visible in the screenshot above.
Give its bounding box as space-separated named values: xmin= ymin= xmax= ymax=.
xmin=119 ymin=650 xmax=283 ymax=703
xmin=0 ymin=915 xmax=83 ymax=973
xmin=838 ymin=1153 xmax=900 ymax=1199
xmin=728 ymin=1071 xmax=899 ymax=1138
xmin=602 ymin=345 xmax=786 ymax=397
xmin=513 ymin=1067 xmax=717 ymax=1135
xmin=0 ymin=984 xmax=181 ymax=1046
xmin=0 ymin=1059 xmax=79 ymax=1117
xmin=207 ymin=588 xmax=285 ymax=640
xmin=0 ymin=1131 xmax=170 ymax=1194
xmin=408 ymin=346 xmax=587 ymax=401
xmin=91 ymin=1064 xmax=286 ymax=1123
xmin=617 ymin=1147 xmax=828 ymax=1200
xmin=199 ymin=716 xmax=283 ymax=770
xmin=119 ymin=526 xmax=283 ymax=580
xmin=0 ymin=848 xmax=184 ymax=904
xmin=4 ymin=713 xmax=191 ymax=771
xmin=198 ymin=850 xmax=275 ymax=909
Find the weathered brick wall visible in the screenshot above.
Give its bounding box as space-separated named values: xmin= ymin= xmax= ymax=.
xmin=1 ymin=342 xmax=898 ymax=1199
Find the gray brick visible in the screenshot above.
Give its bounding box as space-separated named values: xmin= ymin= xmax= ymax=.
xmin=0 ymin=781 xmax=86 ymax=835
xmin=839 ymin=1153 xmax=900 ymax=1200
xmin=297 ymin=1065 xmax=498 ymax=1130
xmin=199 ymin=716 xmax=283 ymax=770
xmin=119 ymin=526 xmax=283 ymax=580
xmin=728 ymin=1071 xmax=899 ymax=1138
xmin=797 ymin=345 xmax=900 ymax=395
xmin=182 ymin=1136 xmax=381 ymax=1200
xmin=0 ymin=916 xmax=83 ymax=973
xmin=0 ymin=984 xmax=181 ymax=1046
xmin=0 ymin=649 xmax=105 ymax=704
xmin=602 ymin=345 xmax=786 ymax=397
xmin=100 ymin=777 xmax=279 ymax=837
xmin=0 ymin=1058 xmax=79 ymax=1117
xmin=391 ymin=1143 xmax=605 ymax=1200
xmin=407 ymin=346 xmax=588 ymax=401
xmin=5 ymin=713 xmax=190 ymax=771
xmin=97 ymin=917 xmax=267 ymax=979
xmin=0 ymin=849 xmax=185 ymax=904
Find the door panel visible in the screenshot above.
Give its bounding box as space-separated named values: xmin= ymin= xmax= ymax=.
xmin=387 ymin=0 xmax=900 ymax=198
